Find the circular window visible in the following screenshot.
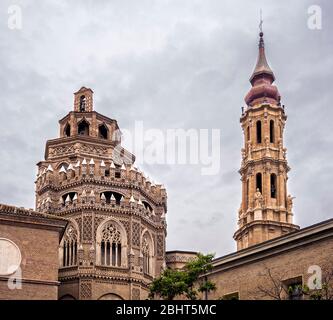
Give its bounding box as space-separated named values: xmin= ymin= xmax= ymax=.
xmin=0 ymin=238 xmax=21 ymax=276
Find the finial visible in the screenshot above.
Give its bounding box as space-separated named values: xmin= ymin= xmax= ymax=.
xmin=259 ymin=9 xmax=263 ymax=35
xmin=258 ymin=10 xmax=264 ymax=49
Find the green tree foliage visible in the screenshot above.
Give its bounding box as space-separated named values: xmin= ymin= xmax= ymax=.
xmin=149 ymin=253 xmax=216 ymax=300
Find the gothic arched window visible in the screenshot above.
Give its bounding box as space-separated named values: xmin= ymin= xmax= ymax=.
xmin=256 ymin=120 xmax=262 ymax=144
xmin=79 ymin=95 xmax=86 ymax=112
xmin=271 ymin=174 xmax=277 ymax=199
xmin=256 ymin=173 xmax=262 ymax=193
xmin=64 ymin=123 xmax=71 ymax=137
xmin=61 ymin=224 xmax=78 ymax=267
xmin=100 ymin=223 xmax=122 ymax=267
xmin=78 ymin=119 xmax=90 ymax=136
xmin=98 ymin=124 xmax=108 ymax=139
xmin=142 ymin=233 xmax=153 ymax=275
xmin=270 ymin=120 xmax=275 ymax=143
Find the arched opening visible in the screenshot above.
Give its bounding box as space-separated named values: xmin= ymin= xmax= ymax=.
xmin=256 ymin=121 xmax=262 ymax=144
xmin=59 ymin=294 xmax=76 ymax=300
xmin=79 ymin=95 xmax=86 ymax=112
xmin=270 ymin=120 xmax=275 ymax=143
xmin=98 ymin=293 xmax=123 ymax=300
xmin=142 ymin=232 xmax=154 ymax=276
xmin=101 ymin=191 xmax=123 ymax=205
xmin=78 ymin=119 xmax=90 ymax=136
xmin=142 ymin=201 xmax=153 ymax=212
xmin=247 ymin=126 xmax=250 ymax=142
xmin=57 ymin=162 xmax=69 ymax=170
xmin=61 ymin=224 xmax=78 ymax=267
xmin=246 ymin=179 xmax=249 ymax=210
xmin=61 ymin=192 xmax=77 ymax=204
xmin=271 ymin=174 xmax=277 ymax=199
xmin=64 ymin=123 xmax=71 ymax=137
xmin=99 ymin=222 xmax=123 ymax=267
xmin=98 ymin=124 xmax=108 ymax=139
xmin=256 ymin=173 xmax=262 ymax=193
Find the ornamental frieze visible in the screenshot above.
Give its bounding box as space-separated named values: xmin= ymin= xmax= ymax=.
xmin=48 ymin=143 xmax=109 ymax=158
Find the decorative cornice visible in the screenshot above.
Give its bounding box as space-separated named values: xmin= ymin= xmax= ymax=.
xmin=233 ymin=220 xmax=300 ymax=240
xmin=207 ymin=218 xmax=333 ymax=276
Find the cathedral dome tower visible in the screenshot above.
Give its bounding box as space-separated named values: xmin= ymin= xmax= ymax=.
xmin=234 ymin=31 xmax=299 ymax=250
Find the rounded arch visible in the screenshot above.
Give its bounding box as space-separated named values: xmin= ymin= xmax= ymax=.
xmin=96 ymin=218 xmax=128 ymax=267
xmin=270 ymin=173 xmax=277 ymax=199
xmin=270 ymin=119 xmax=275 ymax=143
xmin=59 ymin=294 xmax=76 ymax=300
xmin=77 ymin=118 xmax=90 ymax=136
xmin=61 ymin=191 xmax=77 ymax=204
xmin=57 ymin=162 xmax=69 ymax=170
xmin=79 ymin=95 xmax=86 ymax=112
xmin=99 ymin=190 xmax=125 ymax=205
xmin=256 ymin=172 xmax=262 ymax=193
xmin=256 ymin=120 xmax=262 ymax=144
xmin=98 ymin=293 xmax=123 ymax=300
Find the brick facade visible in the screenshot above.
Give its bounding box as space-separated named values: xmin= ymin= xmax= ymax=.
xmin=0 ymin=204 xmax=67 ymax=300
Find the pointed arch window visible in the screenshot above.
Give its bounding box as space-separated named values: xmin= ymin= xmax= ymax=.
xmin=100 ymin=223 xmax=122 ymax=267
xmin=78 ymin=119 xmax=90 ymax=136
xmin=270 ymin=120 xmax=275 ymax=143
xmin=61 ymin=225 xmax=78 ymax=267
xmin=79 ymin=95 xmax=86 ymax=112
xmin=256 ymin=120 xmax=262 ymax=144
xmin=142 ymin=233 xmax=153 ymax=275
xmin=64 ymin=123 xmax=71 ymax=137
xmin=98 ymin=124 xmax=108 ymax=139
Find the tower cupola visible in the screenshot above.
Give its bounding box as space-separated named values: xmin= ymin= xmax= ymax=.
xmin=245 ymin=32 xmax=280 ymax=106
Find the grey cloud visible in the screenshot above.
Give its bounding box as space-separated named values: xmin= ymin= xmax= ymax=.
xmin=0 ymin=0 xmax=332 ymax=257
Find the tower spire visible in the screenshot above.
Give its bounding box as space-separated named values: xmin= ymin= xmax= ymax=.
xmin=250 ymin=29 xmax=275 ymax=84
xmin=245 ymin=26 xmax=280 ymax=106
xmin=235 ymin=30 xmax=300 ymax=251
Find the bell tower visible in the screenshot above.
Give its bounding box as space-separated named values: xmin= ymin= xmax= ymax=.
xmin=233 ymin=31 xmax=300 ymax=250
xmin=74 ymin=87 xmax=94 ymax=112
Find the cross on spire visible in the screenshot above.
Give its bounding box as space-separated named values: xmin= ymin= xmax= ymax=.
xmin=259 ymin=9 xmax=263 ymax=34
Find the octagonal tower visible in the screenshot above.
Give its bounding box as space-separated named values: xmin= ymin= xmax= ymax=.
xmin=35 ymin=87 xmax=167 ymax=300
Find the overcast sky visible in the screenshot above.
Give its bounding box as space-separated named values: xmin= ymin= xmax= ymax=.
xmin=0 ymin=0 xmax=332 ymax=257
